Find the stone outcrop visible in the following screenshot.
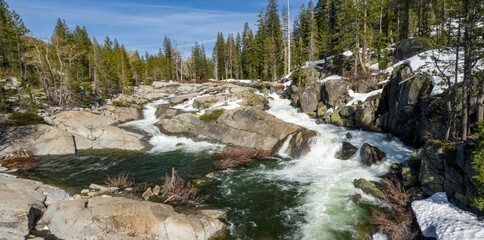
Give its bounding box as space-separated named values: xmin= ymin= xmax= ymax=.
xmin=360 ymin=143 xmax=386 ymax=166
xmin=286 ymin=75 xmax=385 ymax=131
xmin=394 ymin=38 xmax=428 ymax=60
xmin=42 ymin=197 xmax=226 ymax=240
xmin=402 ymin=142 xmax=484 ymax=215
xmin=101 ymin=105 xmax=141 ymax=123
xmin=158 ymin=107 xmax=316 ymax=156
xmin=0 ymin=174 xmax=70 ymax=240
xmin=0 ymin=124 xmax=76 ymax=156
xmin=335 ymin=142 xmax=358 ymax=160
xmin=52 ymin=111 xmax=146 ymax=151
xmin=377 ymin=66 xmax=437 ymax=147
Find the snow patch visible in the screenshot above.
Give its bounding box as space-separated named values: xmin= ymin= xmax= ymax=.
xmin=412 ymin=192 xmax=484 ymax=239
xmin=318 ymin=75 xmax=346 ymax=84
xmin=389 ymin=49 xmax=484 ymax=96
xmin=346 ymin=89 xmax=383 ymax=106
xmin=343 ymin=50 xmax=354 ymax=57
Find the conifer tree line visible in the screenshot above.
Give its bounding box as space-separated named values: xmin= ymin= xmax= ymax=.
xmin=0 ymin=0 xmax=483 ymax=108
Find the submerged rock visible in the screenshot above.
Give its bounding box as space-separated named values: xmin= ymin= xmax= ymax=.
xmin=353 ymin=178 xmax=386 ymax=200
xmin=335 ymin=142 xmax=358 ymax=160
xmin=360 ymin=143 xmax=386 ymax=166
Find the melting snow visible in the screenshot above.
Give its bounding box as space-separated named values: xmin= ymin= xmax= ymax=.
xmin=346 ymin=89 xmax=383 ymax=106
xmin=389 ymin=49 xmax=484 ymax=96
xmin=412 ymin=192 xmax=484 ymax=239
xmin=318 ymin=75 xmax=346 ymax=83
xmin=343 ymin=50 xmax=354 ymax=57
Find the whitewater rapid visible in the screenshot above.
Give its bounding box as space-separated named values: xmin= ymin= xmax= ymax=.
xmin=264 ymin=94 xmax=412 ymax=239
xmin=120 ymin=98 xmax=221 ymax=153
xmin=122 ymin=92 xmax=412 ymax=239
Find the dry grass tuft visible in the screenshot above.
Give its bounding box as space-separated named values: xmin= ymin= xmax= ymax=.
xmin=0 ymin=150 xmax=38 ymax=170
xmin=370 ymin=176 xmax=418 ymax=240
xmin=161 ymin=168 xmax=202 ymax=206
xmin=104 ymin=174 xmax=133 ymax=189
xmin=214 ymin=148 xmax=271 ymax=170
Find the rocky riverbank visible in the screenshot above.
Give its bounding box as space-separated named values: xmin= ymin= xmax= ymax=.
xmin=0 ymin=173 xmax=226 ymax=239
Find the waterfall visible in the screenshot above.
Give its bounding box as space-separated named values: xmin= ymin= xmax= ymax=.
xmin=263 ymin=93 xmax=412 ymax=239
xmin=120 ymin=98 xmax=221 ymax=153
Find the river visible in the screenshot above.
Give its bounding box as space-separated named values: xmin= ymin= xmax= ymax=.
xmin=18 ymin=92 xmax=412 ymax=239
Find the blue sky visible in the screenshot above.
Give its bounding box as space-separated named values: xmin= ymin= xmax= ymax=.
xmin=8 ymin=0 xmax=307 ymax=57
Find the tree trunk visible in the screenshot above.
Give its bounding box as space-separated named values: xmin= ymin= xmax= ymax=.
xmin=462 ymin=0 xmax=471 ymax=140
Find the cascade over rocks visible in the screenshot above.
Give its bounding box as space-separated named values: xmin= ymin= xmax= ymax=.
xmin=158 ymin=107 xmax=316 ymax=156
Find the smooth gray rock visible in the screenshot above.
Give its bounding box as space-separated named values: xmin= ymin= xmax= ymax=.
xmin=42 ymin=197 xmax=226 ymax=240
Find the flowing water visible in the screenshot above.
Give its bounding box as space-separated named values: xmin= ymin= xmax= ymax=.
xmin=18 ymin=93 xmax=412 ymax=239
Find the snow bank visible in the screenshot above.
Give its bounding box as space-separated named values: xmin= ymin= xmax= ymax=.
xmin=412 ymin=192 xmax=484 ymax=239
xmin=389 ymin=49 xmax=483 ymax=96
xmin=318 ymin=75 xmax=346 ymax=84
xmin=346 ymin=89 xmax=383 ymax=106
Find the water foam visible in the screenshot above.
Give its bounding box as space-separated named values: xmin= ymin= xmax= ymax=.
xmin=121 ymin=98 xmax=221 ymax=153
xmin=265 ymin=94 xmax=412 ymax=239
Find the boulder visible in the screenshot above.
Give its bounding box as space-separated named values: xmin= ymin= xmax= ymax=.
xmin=168 ymin=93 xmax=198 ymax=105
xmin=0 ymin=124 xmax=76 ymax=156
xmin=402 ymin=158 xmax=422 ymax=187
xmin=394 ymin=38 xmax=427 ymax=60
xmin=193 ymin=95 xmax=225 ymax=109
xmin=360 ymin=143 xmax=386 ymax=166
xmin=102 ymin=105 xmax=141 ymax=123
xmin=158 ymin=107 xmax=316 ymax=156
xmin=155 ymin=106 xmax=182 ymax=119
xmin=0 ymin=174 xmax=70 ymax=239
xmin=335 ymin=142 xmax=358 ymax=160
xmin=299 ymin=82 xmax=320 ymax=115
xmin=42 ymin=197 xmax=226 ymax=240
xmin=377 ymin=66 xmax=435 ymax=147
xmin=353 ymin=178 xmax=386 ymax=200
xmin=142 ymin=188 xmax=154 ymax=200
xmin=52 ymin=111 xmax=146 ymax=151
xmin=320 ymin=79 xmax=349 ymax=108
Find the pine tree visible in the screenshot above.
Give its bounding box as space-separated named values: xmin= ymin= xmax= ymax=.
xmin=163 ymin=36 xmax=174 ymax=80
xmin=264 ymin=0 xmax=285 ymax=81
xmin=213 ymin=32 xmax=226 ymax=80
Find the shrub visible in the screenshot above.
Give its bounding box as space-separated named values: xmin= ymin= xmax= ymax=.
xmin=370 ymin=176 xmax=417 ymax=240
xmin=8 ymin=112 xmax=45 ymax=126
xmin=472 ymin=121 xmax=484 ymax=210
xmin=161 ymin=168 xmax=202 ymax=206
xmin=199 ymin=109 xmax=224 ymax=122
xmin=214 ymin=148 xmax=271 ymax=170
xmin=104 ymin=174 xmax=133 ymax=189
xmin=111 ymin=100 xmax=127 ymax=107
